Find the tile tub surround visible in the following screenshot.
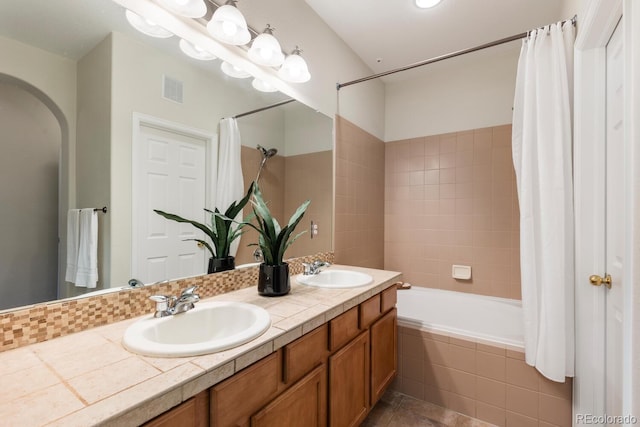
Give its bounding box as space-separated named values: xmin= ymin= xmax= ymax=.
xmin=0 ymin=265 xmax=401 ymax=426
xmin=0 ymin=252 xmax=334 ymax=353
xmin=392 ymin=326 xmax=572 ymax=427
xmin=384 ymin=125 xmax=521 ymax=300
xmin=335 ymin=115 xmax=386 ymax=269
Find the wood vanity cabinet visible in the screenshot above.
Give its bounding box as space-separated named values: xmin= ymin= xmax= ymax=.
xmin=143 ymin=390 xmax=208 ymax=427
xmin=151 ymin=286 xmax=397 ymax=427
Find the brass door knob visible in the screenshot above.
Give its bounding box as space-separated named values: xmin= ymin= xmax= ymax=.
xmin=589 ymin=274 xmax=612 ymax=289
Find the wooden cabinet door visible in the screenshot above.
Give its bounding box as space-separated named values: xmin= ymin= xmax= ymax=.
xmin=328 ymin=330 xmax=370 ymax=427
xmin=143 ymin=390 xmax=208 ymax=427
xmin=211 ymin=352 xmax=281 ymax=427
xmin=370 ymin=308 xmax=397 ymax=405
xmin=251 ymin=364 xmax=327 ymax=427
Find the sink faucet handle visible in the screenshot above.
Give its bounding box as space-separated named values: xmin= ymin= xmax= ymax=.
xmin=302 ymin=262 xmax=313 ymax=275
xmin=149 ymin=295 xmax=174 ymax=317
xmin=180 ymin=286 xmax=198 ymax=297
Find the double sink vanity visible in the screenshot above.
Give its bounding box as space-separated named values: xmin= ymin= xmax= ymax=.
xmin=0 ymin=264 xmax=401 ymax=426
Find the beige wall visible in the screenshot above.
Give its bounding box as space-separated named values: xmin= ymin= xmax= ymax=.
xmin=70 ymin=35 xmax=112 ymax=296
xmin=334 ymin=116 xmax=385 ymax=269
xmin=384 ymin=48 xmax=520 ymax=142
xmin=385 ymin=125 xmax=520 ymax=300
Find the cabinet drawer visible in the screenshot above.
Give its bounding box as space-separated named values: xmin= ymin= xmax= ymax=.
xmin=283 ymin=324 xmax=328 ymax=384
xmin=381 ymin=286 xmax=397 ymax=313
xmin=211 ymin=352 xmax=281 ymax=427
xmin=359 ymin=294 xmax=381 ymax=329
xmin=329 ymin=306 xmax=360 ymax=352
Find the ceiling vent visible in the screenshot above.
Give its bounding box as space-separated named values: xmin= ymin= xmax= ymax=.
xmin=162 ymin=75 xmax=184 ymax=104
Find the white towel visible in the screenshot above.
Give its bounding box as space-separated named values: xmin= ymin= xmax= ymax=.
xmin=65 ymin=209 xmax=81 ymax=283
xmin=74 ymin=209 xmax=98 ymax=288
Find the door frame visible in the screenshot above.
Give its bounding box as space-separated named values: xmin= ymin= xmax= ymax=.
xmin=573 ymin=0 xmax=640 ymax=421
xmin=131 ymin=113 xmax=218 ymax=280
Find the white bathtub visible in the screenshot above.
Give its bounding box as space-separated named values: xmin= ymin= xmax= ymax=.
xmin=396 ymin=287 xmax=524 ymax=349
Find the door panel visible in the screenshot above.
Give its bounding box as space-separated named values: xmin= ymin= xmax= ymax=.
xmin=134 ymin=123 xmax=208 ymax=284
xmin=605 ymin=19 xmax=624 ymax=421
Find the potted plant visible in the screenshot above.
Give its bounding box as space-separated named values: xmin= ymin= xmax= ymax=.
xmin=244 ymin=184 xmax=310 ymax=296
xmin=154 ymin=182 xmax=254 ymax=274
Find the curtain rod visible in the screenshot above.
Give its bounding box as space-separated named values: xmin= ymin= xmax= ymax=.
xmin=336 ymin=15 xmax=577 ymax=90
xmin=233 ymin=98 xmax=296 ymax=119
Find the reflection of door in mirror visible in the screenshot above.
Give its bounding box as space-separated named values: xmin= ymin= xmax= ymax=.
xmin=0 ymin=82 xmax=60 ymax=310
xmin=132 ymin=117 xmax=215 ymax=284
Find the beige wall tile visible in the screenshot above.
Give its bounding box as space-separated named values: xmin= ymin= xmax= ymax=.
xmin=505 ymin=384 xmax=538 ymax=419
xmin=476 ymin=377 xmax=506 ymax=408
xmin=385 ymin=125 xmax=520 ymax=300
xmin=424 ymin=384 xmax=448 ymax=407
xmin=506 ymin=358 xmax=539 ymax=391
xmin=505 ymin=410 xmax=537 ymax=427
xmin=448 ymin=368 xmax=476 ymax=398
xmin=424 ymin=338 xmax=450 ymax=365
xmin=539 ymin=393 xmax=572 ymax=427
xmin=539 ymin=375 xmax=573 ymax=399
xmin=476 ymin=350 xmax=506 ymax=382
xmin=448 ymin=344 xmax=476 ymax=374
xmin=476 ymin=401 xmax=506 ymax=427
xmin=448 ymin=392 xmax=476 ymax=418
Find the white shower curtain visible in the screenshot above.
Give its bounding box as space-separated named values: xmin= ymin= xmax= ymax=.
xmin=512 ymin=20 xmax=575 ymax=382
xmin=216 ymin=118 xmax=245 ymax=257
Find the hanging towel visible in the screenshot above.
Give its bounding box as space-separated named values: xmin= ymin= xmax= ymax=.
xmin=74 ymin=209 xmax=99 ymax=288
xmin=216 ymin=118 xmax=245 ymax=256
xmin=65 ymin=209 xmax=81 ymax=283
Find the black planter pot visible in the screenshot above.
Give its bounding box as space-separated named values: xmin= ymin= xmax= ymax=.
xmin=208 ymin=256 xmax=235 ymax=274
xmin=258 ymin=263 xmax=290 ymax=296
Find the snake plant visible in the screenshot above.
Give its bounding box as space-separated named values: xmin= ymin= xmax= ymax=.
xmin=154 ymin=182 xmax=254 ymax=259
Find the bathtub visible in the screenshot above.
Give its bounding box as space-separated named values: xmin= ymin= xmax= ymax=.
xmin=396 ymin=286 xmax=524 ymax=349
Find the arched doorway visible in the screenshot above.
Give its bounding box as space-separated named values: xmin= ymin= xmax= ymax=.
xmin=0 ymin=77 xmax=66 ymax=309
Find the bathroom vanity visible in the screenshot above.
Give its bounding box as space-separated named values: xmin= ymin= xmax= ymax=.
xmin=146 ymin=281 xmax=398 ymax=426
xmin=0 ymin=265 xmax=400 ymax=426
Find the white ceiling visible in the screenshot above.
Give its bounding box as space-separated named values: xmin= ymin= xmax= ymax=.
xmin=305 ymin=0 xmax=567 ymax=76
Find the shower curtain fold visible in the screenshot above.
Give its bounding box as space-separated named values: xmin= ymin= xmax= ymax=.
xmin=512 ymin=21 xmax=575 ymax=382
xmin=216 ymin=118 xmax=245 ymax=257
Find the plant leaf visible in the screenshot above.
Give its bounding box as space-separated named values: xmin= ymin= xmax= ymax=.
xmin=182 ymin=238 xmax=214 ymax=257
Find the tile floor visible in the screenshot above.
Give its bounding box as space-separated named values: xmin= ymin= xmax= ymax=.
xmin=363 ymin=390 xmax=496 ymax=427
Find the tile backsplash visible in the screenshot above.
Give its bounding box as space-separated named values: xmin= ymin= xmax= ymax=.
xmin=384 ymin=125 xmax=521 ymax=299
xmin=0 ymin=252 xmax=334 ymax=353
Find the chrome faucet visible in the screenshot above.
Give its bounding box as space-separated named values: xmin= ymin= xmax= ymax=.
xmin=302 ymin=260 xmax=331 ymax=275
xmin=149 ymin=286 xmax=200 ymax=318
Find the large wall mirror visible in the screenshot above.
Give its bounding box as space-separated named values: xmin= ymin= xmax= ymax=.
xmin=0 ymin=0 xmax=333 ymax=311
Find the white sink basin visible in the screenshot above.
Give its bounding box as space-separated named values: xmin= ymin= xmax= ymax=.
xmin=296 ymin=269 xmax=373 ymax=289
xmin=122 ymin=301 xmax=271 ymax=357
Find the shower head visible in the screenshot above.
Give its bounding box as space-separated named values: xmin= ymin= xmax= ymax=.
xmin=257 ymin=144 xmax=278 ymax=159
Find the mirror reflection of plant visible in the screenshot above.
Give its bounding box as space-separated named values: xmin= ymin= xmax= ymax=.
xmin=154 ymin=182 xmax=255 ymax=259
xmin=216 ymin=183 xmax=310 ymax=266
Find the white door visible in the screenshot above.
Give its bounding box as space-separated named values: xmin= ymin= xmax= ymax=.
xmin=604 ymin=20 xmax=624 ymax=421
xmin=134 ymin=122 xmax=208 ymax=284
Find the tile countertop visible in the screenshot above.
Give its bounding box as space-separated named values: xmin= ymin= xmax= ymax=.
xmin=0 ymin=265 xmax=401 ymax=427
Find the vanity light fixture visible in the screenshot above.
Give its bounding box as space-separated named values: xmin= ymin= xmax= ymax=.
xmin=248 ymin=25 xmax=285 ymax=67
xmin=252 ymin=78 xmax=278 ymax=93
xmin=278 ymin=47 xmax=311 ymax=83
xmin=221 ymin=61 xmax=251 ymax=78
xmin=157 ymin=0 xmax=207 ymax=18
xmin=415 ymin=0 xmax=442 ymax=8
xmin=125 ymin=10 xmax=173 ymax=38
xmin=207 ymin=0 xmax=251 ymax=46
xmin=179 ymin=39 xmax=217 ymax=60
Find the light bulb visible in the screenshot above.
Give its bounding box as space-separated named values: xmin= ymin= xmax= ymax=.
xmin=260 ymin=48 xmax=273 ymax=61
xmin=222 ymin=21 xmax=237 ymax=36
xmin=175 ymin=0 xmax=188 ymax=5
xmin=415 ymin=0 xmax=442 ymax=8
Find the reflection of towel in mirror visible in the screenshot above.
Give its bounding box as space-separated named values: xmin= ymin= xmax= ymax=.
xmin=65 ymin=209 xmax=99 ymax=288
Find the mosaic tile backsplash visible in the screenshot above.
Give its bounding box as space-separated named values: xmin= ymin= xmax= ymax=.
xmin=0 ymin=252 xmax=334 ymax=353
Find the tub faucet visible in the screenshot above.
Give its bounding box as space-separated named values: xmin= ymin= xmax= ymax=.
xmin=149 ymin=286 xmax=200 ymax=318
xmin=302 ymin=260 xmax=331 ymax=275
